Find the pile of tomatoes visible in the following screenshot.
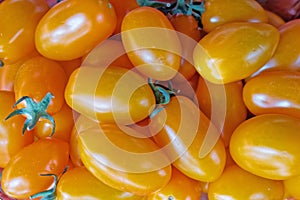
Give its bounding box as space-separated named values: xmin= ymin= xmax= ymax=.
xmin=0 ymin=0 xmax=300 ymax=199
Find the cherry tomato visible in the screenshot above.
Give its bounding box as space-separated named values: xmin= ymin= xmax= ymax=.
xmin=32 ymin=102 xmax=75 ymax=141
xmin=230 ymin=114 xmax=300 ymax=180
xmin=243 ymin=71 xmax=300 ymax=119
xmin=150 ymin=95 xmax=226 ymax=182
xmin=256 ymin=19 xmax=300 ymax=74
xmin=13 ymin=56 xmax=67 ymax=114
xmin=266 ymin=10 xmax=285 ymax=28
xmin=201 ymin=0 xmax=268 ymax=32
xmin=147 ymin=167 xmax=202 ymax=200
xmin=56 ymin=166 xmax=144 ymax=200
xmin=1 ymin=137 xmax=69 ymax=199
xmin=284 ymin=175 xmax=300 ymax=199
xmin=0 ymin=0 xmax=49 ymax=65
xmin=208 ymin=164 xmax=284 ymax=200
xmin=195 ymin=77 xmax=247 ymax=146
xmin=193 ymin=22 xmax=280 ymax=84
xmin=121 ymin=6 xmax=182 ymax=81
xmin=109 ymin=0 xmax=139 ymax=34
xmin=77 ymin=119 xmax=172 ymax=195
xmin=35 ymin=0 xmax=117 ymax=60
xmin=65 ymin=66 xmax=155 ymax=125
xmin=0 ymin=91 xmax=34 ymax=168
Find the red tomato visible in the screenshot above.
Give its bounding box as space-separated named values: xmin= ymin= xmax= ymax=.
xmin=0 ymin=91 xmax=34 ymax=168
xmin=243 ymin=71 xmax=300 ymax=119
xmin=0 ymin=0 xmax=49 ymax=65
xmin=1 ymin=137 xmax=69 ymax=199
xmin=193 ymin=22 xmax=280 ymax=84
xmin=230 ymin=114 xmax=300 ymax=180
xmin=202 ymin=0 xmax=268 ymax=32
xmin=121 ymin=6 xmax=182 ymax=81
xmin=150 ymin=95 xmax=226 ymax=182
xmin=208 ymin=164 xmax=284 ymax=200
xmin=35 ymin=0 xmax=117 ymax=60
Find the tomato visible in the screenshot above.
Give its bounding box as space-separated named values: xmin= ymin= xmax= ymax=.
xmin=121 ymin=6 xmax=182 ymax=81
xmin=65 ymin=66 xmax=155 ymax=125
xmin=32 ymin=102 xmax=75 ymax=141
xmin=14 ymin=56 xmax=67 ymax=114
xmin=0 ymin=91 xmax=34 ymax=168
xmin=230 ymin=114 xmax=300 ymax=180
xmin=255 ymin=19 xmax=300 ymax=75
xmin=109 ymin=0 xmax=139 ymax=34
xmin=150 ymin=95 xmax=226 ymax=182
xmin=77 ymin=119 xmax=172 ymax=195
xmin=35 ymin=0 xmax=117 ymax=61
xmin=195 ymin=77 xmax=247 ymax=146
xmin=193 ymin=22 xmax=280 ymax=84
xmin=147 ymin=167 xmax=202 ymax=200
xmin=266 ymin=10 xmax=285 ymax=28
xmin=1 ymin=137 xmax=69 ymax=199
xmin=0 ymin=0 xmax=49 ymax=65
xmin=208 ymin=164 xmax=284 ymax=200
xmin=82 ymin=39 xmax=134 ymax=69
xmin=284 ymin=175 xmax=300 ymax=199
xmin=56 ymin=166 xmax=144 ymax=200
xmin=243 ymin=71 xmax=300 ymax=119
xmin=201 ymin=0 xmax=268 ymax=33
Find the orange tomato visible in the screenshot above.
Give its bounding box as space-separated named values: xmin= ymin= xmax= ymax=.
xmin=121 ymin=6 xmax=182 ymax=81
xmin=35 ymin=0 xmax=117 ymax=60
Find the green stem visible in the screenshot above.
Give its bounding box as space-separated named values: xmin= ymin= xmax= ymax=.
xmin=137 ymin=0 xmax=172 ymax=8
xmin=0 ymin=60 xmax=3 ymax=67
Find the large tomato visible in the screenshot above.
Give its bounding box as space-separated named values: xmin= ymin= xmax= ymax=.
xmin=230 ymin=114 xmax=300 ymax=180
xmin=0 ymin=0 xmax=49 ymax=65
xmin=193 ymin=22 xmax=279 ymax=84
xmin=65 ymin=66 xmax=155 ymax=125
xmin=35 ymin=0 xmax=117 ymax=60
xmin=121 ymin=6 xmax=182 ymax=81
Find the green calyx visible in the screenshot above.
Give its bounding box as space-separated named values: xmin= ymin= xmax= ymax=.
xmin=0 ymin=60 xmax=3 ymax=67
xmin=5 ymin=92 xmax=56 ymax=136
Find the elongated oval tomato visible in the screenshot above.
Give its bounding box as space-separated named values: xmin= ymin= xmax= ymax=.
xmin=14 ymin=56 xmax=67 ymax=114
xmin=202 ymin=0 xmax=268 ymax=32
xmin=65 ymin=66 xmax=155 ymax=125
xmin=121 ymin=6 xmax=182 ymax=81
xmin=243 ymin=71 xmax=300 ymax=119
xmin=230 ymin=114 xmax=300 ymax=180
xmin=193 ymin=22 xmax=279 ymax=84
xmin=35 ymin=0 xmax=117 ymax=60
xmin=0 ymin=0 xmax=49 ymax=65
xmin=208 ymin=164 xmax=284 ymax=200
xmin=147 ymin=167 xmax=202 ymax=200
xmin=150 ymin=95 xmax=226 ymax=182
xmin=1 ymin=137 xmax=69 ymax=199
xmin=77 ymin=120 xmax=172 ymax=195
xmin=0 ymin=91 xmax=34 ymax=168
xmin=56 ymin=167 xmax=143 ymax=200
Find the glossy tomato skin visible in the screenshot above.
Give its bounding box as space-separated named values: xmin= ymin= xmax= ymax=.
xmin=284 ymin=175 xmax=300 ymax=199
xmin=56 ymin=167 xmax=144 ymax=200
xmin=0 ymin=91 xmax=34 ymax=168
xmin=208 ymin=164 xmax=284 ymax=200
xmin=147 ymin=167 xmax=202 ymax=200
xmin=243 ymin=71 xmax=300 ymax=119
xmin=193 ymin=22 xmax=279 ymax=84
xmin=230 ymin=114 xmax=300 ymax=180
xmin=14 ymin=56 xmax=67 ymax=114
xmin=195 ymin=77 xmax=247 ymax=147
xmin=1 ymin=137 xmax=69 ymax=199
xmin=77 ymin=120 xmax=172 ymax=196
xmin=256 ymin=19 xmax=300 ymax=74
xmin=65 ymin=66 xmax=155 ymax=125
xmin=150 ymin=96 xmax=226 ymax=182
xmin=121 ymin=6 xmax=182 ymax=81
xmin=202 ymin=0 xmax=268 ymax=32
xmin=0 ymin=0 xmax=49 ymax=65
xmin=35 ymin=0 xmax=117 ymax=60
